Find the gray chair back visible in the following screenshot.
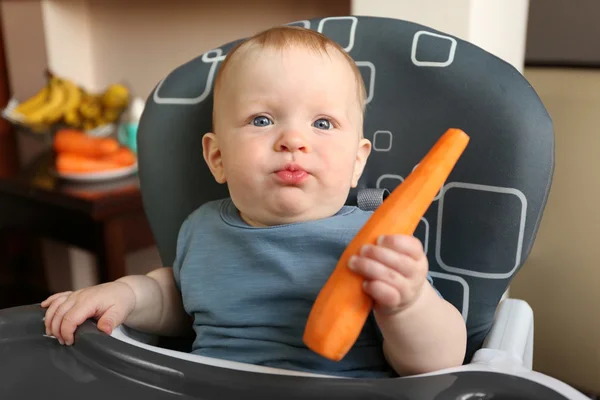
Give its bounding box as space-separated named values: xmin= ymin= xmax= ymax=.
xmin=136 ymin=16 xmax=554 ymax=362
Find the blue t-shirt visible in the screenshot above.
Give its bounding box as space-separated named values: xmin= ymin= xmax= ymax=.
xmin=172 ymin=197 xmax=436 ymax=378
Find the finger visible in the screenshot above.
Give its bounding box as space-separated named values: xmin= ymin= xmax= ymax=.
xmin=349 ymin=255 xmax=406 ymax=291
xmin=52 ymin=298 xmax=77 ymax=344
xmin=358 ymin=244 xmax=417 ymax=277
xmin=363 ymin=280 xmax=401 ymax=310
xmin=60 ymin=303 xmax=98 ymax=346
xmin=41 ymin=291 xmax=72 ymax=308
xmin=97 ymin=305 xmax=128 ymax=335
xmin=377 ymin=235 xmax=424 ymax=261
xmin=44 ymin=295 xmax=69 ymax=336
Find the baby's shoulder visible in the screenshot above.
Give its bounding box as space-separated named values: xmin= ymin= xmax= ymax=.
xmin=187 ymin=198 xmax=225 ymax=220
xmin=178 ymin=198 xmax=228 ymax=234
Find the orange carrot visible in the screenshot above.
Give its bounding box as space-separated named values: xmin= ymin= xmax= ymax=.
xmin=303 ymin=128 xmax=470 ymax=361
xmin=53 ymin=129 xmax=120 ymax=158
xmin=55 ymin=153 xmax=124 ymax=173
xmin=100 ymin=147 xmax=136 ymax=167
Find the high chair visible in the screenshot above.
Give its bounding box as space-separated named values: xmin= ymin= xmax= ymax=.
xmin=0 ymin=15 xmax=588 ymax=400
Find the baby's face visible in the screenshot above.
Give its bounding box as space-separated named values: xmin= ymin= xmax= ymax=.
xmin=203 ymin=44 xmax=371 ymax=226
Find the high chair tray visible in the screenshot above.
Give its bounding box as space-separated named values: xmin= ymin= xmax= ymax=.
xmin=0 ymin=304 xmax=576 ymax=400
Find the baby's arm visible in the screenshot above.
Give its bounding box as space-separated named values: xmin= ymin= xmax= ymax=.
xmin=42 ymin=266 xmax=189 ymax=345
xmin=117 ymin=267 xmax=190 ymax=336
xmin=375 ymin=283 xmax=466 ymax=376
xmin=349 ymin=234 xmax=466 ymax=375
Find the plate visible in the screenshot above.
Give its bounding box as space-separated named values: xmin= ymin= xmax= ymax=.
xmin=53 ymin=162 xmax=138 ymax=182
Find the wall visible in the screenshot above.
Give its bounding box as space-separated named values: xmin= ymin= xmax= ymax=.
xmin=526 ymin=0 xmax=600 ymax=65
xmin=512 ymin=67 xmax=600 ymax=392
xmin=352 ymin=0 xmax=530 ymax=72
xmin=42 ymin=0 xmax=350 ymax=97
xmin=352 ymin=0 xmax=471 ymax=41
xmin=1 ymin=1 xmax=49 ymax=167
xmin=467 ymin=0 xmax=529 ymax=72
xmin=89 ymin=0 xmax=349 ymax=98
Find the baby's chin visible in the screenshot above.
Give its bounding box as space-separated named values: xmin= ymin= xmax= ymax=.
xmin=240 ymin=196 xmax=342 ymax=226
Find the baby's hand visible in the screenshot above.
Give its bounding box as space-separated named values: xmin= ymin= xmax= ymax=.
xmin=348 ymin=234 xmax=428 ymax=315
xmin=41 ymin=281 xmax=136 ymax=346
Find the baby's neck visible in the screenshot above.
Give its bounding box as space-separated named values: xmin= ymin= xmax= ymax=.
xmin=237 ymin=207 xmax=347 ymax=228
xmin=239 ymin=212 xmax=269 ymax=227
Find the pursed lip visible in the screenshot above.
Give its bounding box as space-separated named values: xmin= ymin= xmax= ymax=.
xmin=273 ymin=162 xmax=310 ymax=185
xmin=275 ymin=162 xmax=308 ymax=174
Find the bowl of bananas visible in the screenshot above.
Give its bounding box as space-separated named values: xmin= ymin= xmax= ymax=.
xmin=1 ymin=70 xmax=131 ymax=142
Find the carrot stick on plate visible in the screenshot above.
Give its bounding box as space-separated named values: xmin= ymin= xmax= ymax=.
xmin=53 ymin=129 xmax=120 ymax=158
xmin=55 ymin=153 xmax=124 ymax=173
xmin=99 ymin=147 xmax=136 ymax=167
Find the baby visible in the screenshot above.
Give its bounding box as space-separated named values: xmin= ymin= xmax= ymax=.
xmin=42 ymin=26 xmax=466 ymax=378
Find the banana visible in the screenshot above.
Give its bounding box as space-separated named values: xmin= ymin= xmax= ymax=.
xmin=82 ymin=119 xmax=96 ymax=132
xmin=24 ymin=77 xmax=67 ymax=126
xmin=40 ymin=79 xmax=69 ymax=125
xmin=102 ymin=83 xmax=129 ymax=109
xmin=13 ymin=72 xmax=129 ymax=131
xmin=14 ymin=86 xmax=50 ymax=116
xmin=79 ymin=94 xmax=101 ymax=119
xmin=60 ymin=78 xmax=82 ymax=116
xmin=103 ymin=107 xmax=121 ymax=123
xmin=63 ymin=109 xmax=81 ymax=128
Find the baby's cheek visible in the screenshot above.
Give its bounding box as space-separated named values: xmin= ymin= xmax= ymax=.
xmin=322 ymin=161 xmax=355 ymax=190
xmin=226 ymin=151 xmax=257 ymax=177
xmin=231 ymin=167 xmax=256 ymax=189
xmin=333 ymin=151 xmax=360 ymax=180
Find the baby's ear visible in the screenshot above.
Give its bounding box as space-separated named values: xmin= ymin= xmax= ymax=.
xmin=351 ymin=137 xmax=372 ymax=188
xmin=202 ymin=132 xmax=226 ymax=184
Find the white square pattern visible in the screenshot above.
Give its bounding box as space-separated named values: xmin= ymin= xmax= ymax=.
xmin=435 ymin=182 xmax=527 ymax=279
xmin=411 ymin=30 xmax=457 ymax=67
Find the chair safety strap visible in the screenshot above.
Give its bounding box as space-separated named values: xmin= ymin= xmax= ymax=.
xmin=356 ymin=188 xmax=389 ymax=211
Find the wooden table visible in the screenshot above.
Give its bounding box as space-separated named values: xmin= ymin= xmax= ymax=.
xmin=0 ymin=151 xmax=156 ymax=285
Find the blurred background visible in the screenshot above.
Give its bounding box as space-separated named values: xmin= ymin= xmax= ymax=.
xmin=0 ymin=0 xmax=597 ymax=396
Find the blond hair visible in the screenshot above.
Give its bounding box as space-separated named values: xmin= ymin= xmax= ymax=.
xmin=212 ymin=26 xmax=367 ymax=119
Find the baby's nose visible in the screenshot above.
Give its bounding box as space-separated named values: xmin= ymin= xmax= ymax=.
xmin=275 ymin=130 xmax=311 ymax=152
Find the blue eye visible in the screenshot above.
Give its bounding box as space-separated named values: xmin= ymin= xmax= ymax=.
xmin=313 ymin=118 xmax=332 ymax=130
xmin=252 ymin=116 xmax=272 ymax=127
